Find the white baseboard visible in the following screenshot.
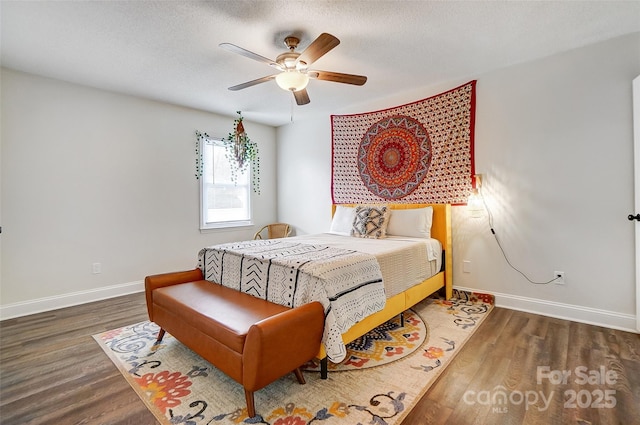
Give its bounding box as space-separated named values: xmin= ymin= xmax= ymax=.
xmin=0 ymin=280 xmax=145 ymax=321
xmin=455 ymin=286 xmax=638 ymax=333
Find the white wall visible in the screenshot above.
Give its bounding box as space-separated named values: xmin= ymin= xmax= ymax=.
xmin=0 ymin=69 xmax=277 ymax=318
xmin=277 ymin=32 xmax=640 ymax=331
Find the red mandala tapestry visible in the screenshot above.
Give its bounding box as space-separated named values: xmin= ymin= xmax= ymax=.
xmin=332 ymin=81 xmax=476 ymax=204
xmin=358 ymin=115 xmax=431 ymax=199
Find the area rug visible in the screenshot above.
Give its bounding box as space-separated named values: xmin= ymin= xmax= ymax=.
xmin=94 ymin=290 xmax=493 ymax=425
xmin=303 ymin=308 xmax=428 ymax=373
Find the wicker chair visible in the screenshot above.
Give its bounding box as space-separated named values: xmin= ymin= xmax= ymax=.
xmin=253 ymin=223 xmax=292 ymax=240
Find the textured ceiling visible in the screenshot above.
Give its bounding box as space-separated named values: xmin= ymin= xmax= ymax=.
xmin=2 ymin=1 xmax=639 ymax=127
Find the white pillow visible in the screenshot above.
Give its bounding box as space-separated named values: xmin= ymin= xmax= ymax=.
xmin=386 ymin=207 xmax=433 ymax=238
xmin=329 ymin=205 xmax=356 ymax=236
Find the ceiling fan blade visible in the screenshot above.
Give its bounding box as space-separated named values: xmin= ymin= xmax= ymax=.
xmin=297 ymin=33 xmax=340 ymax=66
xmin=219 ymin=43 xmax=281 ymax=69
xmin=228 ymin=75 xmax=277 ymax=91
xmin=309 ymin=70 xmax=367 ymax=86
xmin=293 ymin=89 xmax=310 ymax=105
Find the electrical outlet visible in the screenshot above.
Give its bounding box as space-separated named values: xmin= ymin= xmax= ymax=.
xmin=463 ymin=260 xmax=471 ymax=273
xmin=554 ymin=271 xmax=565 ymax=285
xmin=92 ymin=263 xmax=102 ymax=274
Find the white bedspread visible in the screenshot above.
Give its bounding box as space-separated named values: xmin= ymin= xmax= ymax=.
xmin=288 ymin=234 xmax=442 ymax=298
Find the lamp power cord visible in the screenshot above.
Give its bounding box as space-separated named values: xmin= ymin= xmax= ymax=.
xmin=480 ymin=189 xmax=561 ymax=285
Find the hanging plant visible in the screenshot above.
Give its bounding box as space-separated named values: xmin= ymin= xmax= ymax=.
xmin=195 ymin=130 xmax=205 ymax=179
xmin=225 ymin=111 xmax=260 ymax=194
xmin=194 ymin=111 xmax=260 ymax=194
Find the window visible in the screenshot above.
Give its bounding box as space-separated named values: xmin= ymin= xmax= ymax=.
xmin=200 ymin=137 xmax=252 ymax=229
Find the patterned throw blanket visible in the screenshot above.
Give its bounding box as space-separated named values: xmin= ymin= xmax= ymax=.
xmin=197 ymin=239 xmax=386 ymax=362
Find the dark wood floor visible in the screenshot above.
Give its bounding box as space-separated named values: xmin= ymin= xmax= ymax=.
xmin=1 ymin=293 xmax=638 ymax=425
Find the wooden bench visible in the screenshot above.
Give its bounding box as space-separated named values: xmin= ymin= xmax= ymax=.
xmin=144 ymin=268 xmax=325 ymax=418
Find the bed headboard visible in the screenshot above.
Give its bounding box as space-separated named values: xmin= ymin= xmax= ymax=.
xmin=332 ymin=203 xmax=452 ymax=297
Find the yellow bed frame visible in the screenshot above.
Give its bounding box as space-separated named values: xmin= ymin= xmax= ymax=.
xmin=316 ymin=203 xmax=452 ymax=371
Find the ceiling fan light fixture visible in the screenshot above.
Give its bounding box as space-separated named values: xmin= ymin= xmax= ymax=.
xmin=275 ymin=71 xmax=309 ymax=92
xmin=221 ymin=32 xmax=366 ymax=104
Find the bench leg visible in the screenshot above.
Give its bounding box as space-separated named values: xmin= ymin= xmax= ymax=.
xmin=400 ymin=312 xmax=405 ymax=327
xmin=244 ymin=389 xmax=256 ymax=418
xmin=156 ymin=328 xmax=166 ymax=342
xmin=243 ymin=369 xmax=304 ymax=418
xmin=293 ymin=368 xmax=305 ymax=384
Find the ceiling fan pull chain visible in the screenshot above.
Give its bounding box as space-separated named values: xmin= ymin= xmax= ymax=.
xmin=290 ymin=96 xmax=294 ymax=123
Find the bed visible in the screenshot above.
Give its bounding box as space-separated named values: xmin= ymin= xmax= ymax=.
xmin=197 ymin=203 xmax=452 ymax=373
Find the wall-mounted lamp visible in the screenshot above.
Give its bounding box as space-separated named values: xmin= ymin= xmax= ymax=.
xmin=467 ymin=174 xmax=484 ymax=218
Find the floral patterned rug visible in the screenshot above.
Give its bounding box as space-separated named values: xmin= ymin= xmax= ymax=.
xmin=94 ymin=290 xmax=493 ymax=425
xmin=303 ymin=308 xmax=428 ymax=373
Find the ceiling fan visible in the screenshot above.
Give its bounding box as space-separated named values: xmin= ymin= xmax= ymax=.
xmin=219 ymin=33 xmax=367 ymax=105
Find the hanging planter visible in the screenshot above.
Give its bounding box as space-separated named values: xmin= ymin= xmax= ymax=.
xmin=225 ymin=111 xmax=260 ymax=194
xmin=195 ymin=111 xmax=260 ymax=194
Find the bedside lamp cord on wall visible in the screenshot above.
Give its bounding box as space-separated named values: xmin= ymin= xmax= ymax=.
xmin=480 ymin=188 xmax=561 ymax=285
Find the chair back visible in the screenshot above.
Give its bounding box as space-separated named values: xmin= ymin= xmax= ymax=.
xmin=254 ymin=223 xmax=291 ymax=239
